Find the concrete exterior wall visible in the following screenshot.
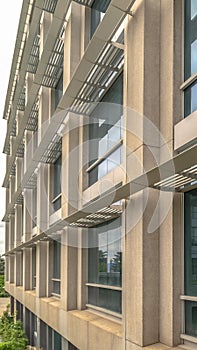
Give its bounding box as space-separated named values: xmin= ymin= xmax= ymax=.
xmin=4 ymin=0 xmax=191 ymax=349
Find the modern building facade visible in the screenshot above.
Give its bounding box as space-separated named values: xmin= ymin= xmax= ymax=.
xmin=2 ymin=0 xmax=197 ymax=349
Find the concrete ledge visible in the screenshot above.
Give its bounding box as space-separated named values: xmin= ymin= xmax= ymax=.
xmin=174 ymin=111 xmax=197 ymax=151
xmin=5 ymin=282 xmax=122 ymax=350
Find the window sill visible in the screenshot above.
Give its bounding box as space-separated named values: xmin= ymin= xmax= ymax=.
xmin=86 ymin=283 xmax=122 ymax=291
xmin=180 ymin=334 xmax=197 ymax=345
xmin=86 ymin=304 xmax=122 ymax=322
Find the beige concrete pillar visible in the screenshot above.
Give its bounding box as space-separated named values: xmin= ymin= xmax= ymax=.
xmin=62 ymin=115 xmax=80 ymax=218
xmin=25 ymin=73 xmax=34 ymax=105
xmin=9 ymin=254 xmax=14 ymax=283
xmin=14 ymin=204 xmax=23 ymax=247
xmin=40 ymin=11 xmax=52 ymax=59
xmin=77 ymin=229 xmax=88 ymax=310
xmin=37 ymin=164 xmax=49 ymax=233
xmin=24 ymin=130 xmax=33 ymax=173
xmin=23 ymin=248 xmax=31 ymax=290
xmin=9 ymin=214 xmax=15 ymax=251
xmin=36 ymin=241 xmax=48 ymax=297
xmin=9 ymin=175 xmax=15 ymax=203
xmin=23 ymin=189 xmax=33 ymax=242
xmin=5 ymin=256 xmax=9 ymax=282
xmin=10 ymin=136 xmax=16 ymax=157
xmin=159 ymin=0 xmax=183 ymax=346
xmin=5 ymin=221 xmax=9 ymax=253
xmin=124 ymin=0 xmax=161 ymax=347
xmin=61 ymin=229 xmax=78 ymax=311
xmin=15 ymin=157 xmax=23 ymax=191
xmin=63 ymin=2 xmax=82 ymax=92
xmin=47 ymin=241 xmax=53 ymax=297
xmin=15 ymin=252 xmax=23 ymax=286
xmin=38 ymin=86 xmax=51 ymax=143
xmin=80 ymin=6 xmax=91 ymax=55
xmin=16 ymin=110 xmax=24 ymax=136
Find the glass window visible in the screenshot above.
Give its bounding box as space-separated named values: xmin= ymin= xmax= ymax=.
xmin=185 ymin=301 xmax=197 ymax=338
xmin=53 ymin=331 xmax=62 ymax=350
xmin=191 ymin=0 xmax=197 ymax=20
xmin=88 ymin=287 xmax=122 ymax=314
xmin=88 ymin=217 xmax=122 ymax=313
xmin=52 ymin=241 xmax=61 ymax=295
xmin=184 ymin=189 xmax=197 ymax=296
xmin=91 ymin=0 xmax=111 ymax=37
xmin=184 ymin=81 xmax=197 ymax=117
xmin=89 ymin=73 xmax=123 ymax=186
xmin=53 ymin=155 xmax=62 ymax=211
xmin=184 ymin=0 xmax=197 ymax=117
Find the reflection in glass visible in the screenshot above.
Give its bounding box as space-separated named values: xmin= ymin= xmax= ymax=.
xmin=89 ymin=74 xmax=123 ymax=185
xmin=185 ymin=0 xmax=197 ymax=80
xmin=88 ymin=217 xmax=122 ymax=287
xmin=184 ymin=189 xmax=197 ymax=296
xmin=185 ymin=301 xmax=197 ymax=337
xmin=88 ymin=287 xmax=122 ymax=313
xmin=191 ymin=0 xmax=197 ymax=19
xmin=191 ymin=39 xmax=197 ymax=75
xmin=184 ymin=81 xmax=197 ymax=117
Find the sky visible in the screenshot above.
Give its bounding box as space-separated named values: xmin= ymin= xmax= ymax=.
xmin=0 ymin=1 xmax=23 ymax=255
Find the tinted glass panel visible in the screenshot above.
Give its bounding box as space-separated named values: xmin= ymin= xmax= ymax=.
xmin=54 ymin=331 xmax=62 ymax=350
xmin=184 ymin=81 xmax=197 ymax=117
xmin=184 ymin=189 xmax=197 ymax=296
xmin=88 ymin=217 xmax=122 ymax=287
xmin=185 ymin=301 xmax=197 ymax=337
xmin=191 ymin=0 xmax=197 ymax=19
xmin=89 ymin=74 xmax=123 ymax=185
xmin=185 ymin=0 xmax=197 ymax=80
xmin=88 ymin=287 xmax=122 ymax=313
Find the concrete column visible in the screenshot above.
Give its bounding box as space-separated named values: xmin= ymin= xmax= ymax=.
xmin=15 ymin=204 xmax=22 ymax=247
xmin=25 ymin=73 xmax=34 ymax=105
xmin=23 ymin=189 xmax=33 ymax=242
xmin=37 ymin=164 xmax=49 ymax=233
xmin=9 ymin=175 xmax=15 ymax=203
xmin=24 ymin=130 xmax=33 ymax=173
xmin=9 ymin=255 xmax=14 ymax=283
xmin=77 ymin=229 xmax=88 ymax=310
xmin=80 ymin=6 xmax=91 ymax=55
xmin=62 ymin=115 xmax=80 ymax=218
xmin=63 ymin=2 xmax=82 ymax=92
xmin=5 ymin=221 xmax=9 ymax=253
xmin=15 ymin=252 xmax=23 ymax=286
xmin=40 ymin=11 xmax=53 ymax=59
xmin=38 ymin=86 xmax=51 ymax=143
xmin=159 ymin=0 xmax=183 ymax=346
xmin=23 ymin=248 xmax=31 ymax=290
xmin=124 ymin=0 xmax=160 ymax=347
xmin=36 ymin=241 xmax=47 ymax=297
xmin=61 ymin=228 xmax=78 ymax=311
xmin=9 ymin=214 xmax=15 ymax=251
xmin=47 ymin=241 xmax=53 ymax=297
xmin=16 ymin=110 xmax=24 ymax=136
xmin=5 ymin=256 xmax=9 ymax=282
xmin=15 ymin=157 xmax=23 ymax=191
